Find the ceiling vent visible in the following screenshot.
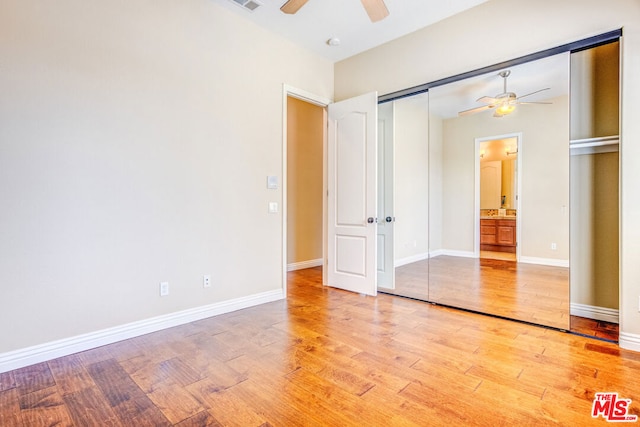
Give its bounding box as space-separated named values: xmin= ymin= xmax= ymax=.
xmin=230 ymin=0 xmax=262 ymax=12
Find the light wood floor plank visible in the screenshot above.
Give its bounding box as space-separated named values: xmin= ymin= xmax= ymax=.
xmin=0 ymin=267 xmax=638 ymax=425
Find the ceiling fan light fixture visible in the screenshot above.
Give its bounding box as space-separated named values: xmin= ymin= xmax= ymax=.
xmin=494 ymin=102 xmax=516 ymax=117
xmin=459 ymin=69 xmax=551 ymax=118
xmin=281 ymin=0 xmax=388 ymax=23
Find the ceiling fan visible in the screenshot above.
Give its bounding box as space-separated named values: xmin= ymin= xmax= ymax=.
xmin=280 ymin=0 xmax=389 ymax=23
xmin=458 ymin=70 xmax=551 ymax=118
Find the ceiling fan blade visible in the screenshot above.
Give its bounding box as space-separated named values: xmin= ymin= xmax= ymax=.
xmin=360 ymin=0 xmax=389 ymax=22
xmin=516 ymin=87 xmax=550 ymax=100
xmin=476 ymin=96 xmax=497 ymax=104
xmin=459 ymin=105 xmax=493 ymax=117
xmin=280 ymin=0 xmax=309 ymax=14
xmin=517 ymin=101 xmax=553 ymax=105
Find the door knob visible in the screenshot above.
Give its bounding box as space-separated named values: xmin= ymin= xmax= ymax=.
xmin=367 ymin=217 xmax=375 ymax=224
xmin=385 ymin=216 xmax=394 ymax=223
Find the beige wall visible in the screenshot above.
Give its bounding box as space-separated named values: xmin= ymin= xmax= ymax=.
xmin=335 ymin=0 xmax=640 ymax=343
xmin=393 ymin=95 xmax=430 ymax=262
xmin=286 ymin=97 xmax=324 ymax=265
xmin=436 ymin=95 xmax=570 ymax=260
xmin=571 ymin=152 xmax=619 ymax=309
xmin=0 ymin=0 xmax=333 ymax=353
xmin=501 ymin=158 xmax=516 ymax=210
xmin=571 ymin=42 xmax=620 ymax=140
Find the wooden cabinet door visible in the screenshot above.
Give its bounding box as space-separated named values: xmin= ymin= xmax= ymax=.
xmin=480 ymin=225 xmax=496 ymax=243
xmin=497 ymin=225 xmax=515 ymax=245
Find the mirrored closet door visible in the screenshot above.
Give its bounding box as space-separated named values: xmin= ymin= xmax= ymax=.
xmin=376 ymin=92 xmax=430 ymax=301
xmin=427 ymin=53 xmax=571 ymax=330
xmin=378 ymin=34 xmax=620 ymax=338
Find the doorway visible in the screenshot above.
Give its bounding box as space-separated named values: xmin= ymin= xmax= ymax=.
xmin=284 ymin=92 xmax=327 ymax=294
xmin=285 ymin=96 xmax=325 ymax=273
xmin=475 ymin=133 xmax=521 ymax=262
xmin=283 ymin=87 xmax=380 ymax=297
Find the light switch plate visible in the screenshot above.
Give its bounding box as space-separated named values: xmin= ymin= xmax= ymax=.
xmin=267 ymin=175 xmax=278 ymax=189
xmin=269 ymin=202 xmax=278 ymax=213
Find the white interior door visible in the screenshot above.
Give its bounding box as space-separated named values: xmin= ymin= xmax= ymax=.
xmin=327 ymin=92 xmax=378 ymax=296
xmin=480 ymin=161 xmax=502 ymax=209
xmin=377 ymin=102 xmax=394 ymax=289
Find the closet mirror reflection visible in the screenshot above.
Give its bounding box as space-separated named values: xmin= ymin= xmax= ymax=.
xmin=382 ymin=53 xmax=572 ymax=330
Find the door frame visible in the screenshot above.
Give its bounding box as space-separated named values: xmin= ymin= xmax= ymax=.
xmin=282 ymin=85 xmax=332 ymax=294
xmin=474 ymin=132 xmax=523 ymax=260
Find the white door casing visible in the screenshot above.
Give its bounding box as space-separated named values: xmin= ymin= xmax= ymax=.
xmin=327 ymin=92 xmax=378 ymax=296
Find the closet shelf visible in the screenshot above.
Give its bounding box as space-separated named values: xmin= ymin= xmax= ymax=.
xmin=570 ymin=135 xmax=619 ymax=147
xmin=570 ymin=135 xmax=619 ymax=155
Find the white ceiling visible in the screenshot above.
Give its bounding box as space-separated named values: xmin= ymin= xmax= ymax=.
xmin=213 ymin=0 xmax=489 ymax=62
xmin=428 ymin=53 xmax=570 ymax=118
xmin=214 ymin=0 xmax=568 ymax=117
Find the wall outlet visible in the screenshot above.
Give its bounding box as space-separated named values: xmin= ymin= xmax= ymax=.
xmin=551 ymin=243 xmax=557 ymax=250
xmin=203 ymin=275 xmax=211 ymax=288
xmin=160 ymin=281 xmax=169 ymax=296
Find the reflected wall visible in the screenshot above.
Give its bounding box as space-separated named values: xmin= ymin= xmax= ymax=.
xmin=378 ymin=93 xmax=430 ymax=300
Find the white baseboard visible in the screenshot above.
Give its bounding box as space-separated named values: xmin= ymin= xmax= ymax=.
xmin=519 ymin=256 xmax=569 ymax=268
xmin=395 ymin=252 xmax=429 ymax=267
xmin=287 ymin=258 xmax=323 ymax=271
xmin=428 ymin=249 xmax=445 ymax=258
xmin=0 ymin=289 xmax=285 ymax=374
xmin=619 ymin=332 xmax=640 ymax=352
xmin=438 ymin=249 xmax=477 ymax=259
xmin=570 ymin=303 xmax=619 ymax=324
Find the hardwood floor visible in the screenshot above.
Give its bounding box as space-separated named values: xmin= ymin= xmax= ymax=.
xmin=390 ymin=256 xmax=570 ymax=330
xmin=571 ymin=316 xmax=619 ymax=342
xmin=1 ymin=267 xmax=639 ymax=425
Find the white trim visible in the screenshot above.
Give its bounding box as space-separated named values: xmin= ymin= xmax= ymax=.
xmin=394 ymin=252 xmax=429 ymax=267
xmin=619 ymin=332 xmax=640 ymax=352
xmin=287 ymin=258 xmax=323 ymax=271
xmin=430 ymin=249 xmax=477 ymax=259
xmin=283 ymin=84 xmax=332 ymax=107
xmin=428 ymin=249 xmax=446 ymax=258
xmin=0 ymin=289 xmax=284 ymax=374
xmin=570 ymin=303 xmax=619 ymax=323
xmin=519 ymin=256 xmax=570 ymax=268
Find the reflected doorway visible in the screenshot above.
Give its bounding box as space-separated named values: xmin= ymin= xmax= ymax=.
xmin=476 ymin=134 xmax=520 ymax=263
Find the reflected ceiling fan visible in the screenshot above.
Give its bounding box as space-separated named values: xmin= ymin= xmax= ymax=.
xmin=280 ymin=0 xmax=389 ymax=22
xmin=458 ymin=70 xmax=551 ymax=118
